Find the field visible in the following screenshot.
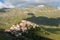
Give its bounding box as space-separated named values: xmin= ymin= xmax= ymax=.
xmin=0 ymin=6 xmax=60 ymax=40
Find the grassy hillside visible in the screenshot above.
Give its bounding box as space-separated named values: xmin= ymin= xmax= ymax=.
xmin=0 ymin=6 xmax=60 ymax=40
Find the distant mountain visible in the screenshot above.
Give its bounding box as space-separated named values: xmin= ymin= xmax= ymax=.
xmin=0 ymin=5 xmax=58 ymax=13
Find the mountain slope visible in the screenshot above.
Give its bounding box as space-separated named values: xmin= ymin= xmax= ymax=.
xmin=0 ymin=5 xmax=60 ymax=40
xmin=0 ymin=5 xmax=60 ymax=29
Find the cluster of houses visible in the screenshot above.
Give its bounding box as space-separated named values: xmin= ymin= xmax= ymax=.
xmin=5 ymin=20 xmax=39 ymax=33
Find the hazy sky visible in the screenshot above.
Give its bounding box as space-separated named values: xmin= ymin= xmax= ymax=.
xmin=0 ymin=0 xmax=60 ymax=8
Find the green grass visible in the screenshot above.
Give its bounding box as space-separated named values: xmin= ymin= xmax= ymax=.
xmin=0 ymin=6 xmax=60 ymax=40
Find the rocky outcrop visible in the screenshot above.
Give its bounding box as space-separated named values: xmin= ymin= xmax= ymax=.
xmin=5 ymin=20 xmax=39 ymax=32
